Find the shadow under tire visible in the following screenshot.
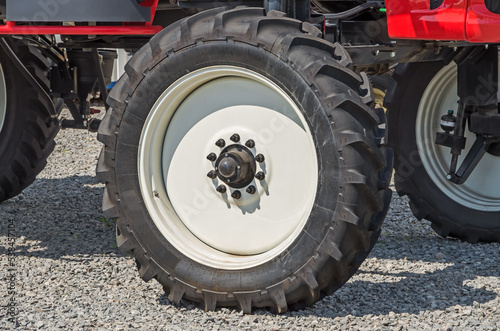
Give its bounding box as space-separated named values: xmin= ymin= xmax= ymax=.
xmin=0 ymin=41 xmax=59 ymax=202
xmin=386 ymin=62 xmax=500 ymax=243
xmin=97 ymin=7 xmax=392 ymax=313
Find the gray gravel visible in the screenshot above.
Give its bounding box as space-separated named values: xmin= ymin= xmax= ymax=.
xmin=1 ymin=126 xmax=499 ymax=330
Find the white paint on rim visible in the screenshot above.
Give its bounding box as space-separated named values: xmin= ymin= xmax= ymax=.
xmin=0 ymin=64 xmax=7 ymax=133
xmin=416 ymin=62 xmax=500 ymax=211
xmin=138 ymin=66 xmax=318 ymax=269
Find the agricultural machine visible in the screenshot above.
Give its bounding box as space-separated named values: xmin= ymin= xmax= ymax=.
xmin=0 ymin=0 xmax=498 ymax=312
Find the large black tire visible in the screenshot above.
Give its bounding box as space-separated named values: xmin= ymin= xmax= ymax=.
xmin=97 ymin=7 xmax=392 ymax=313
xmin=386 ymin=62 xmax=500 ymax=243
xmin=0 ymin=41 xmax=59 ymax=202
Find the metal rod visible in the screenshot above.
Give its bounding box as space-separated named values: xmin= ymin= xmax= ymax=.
xmin=91 ymin=48 xmax=109 ymax=110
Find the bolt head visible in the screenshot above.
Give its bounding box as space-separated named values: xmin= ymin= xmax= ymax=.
xmin=216 ymin=185 xmax=227 ymax=193
xmin=245 ymin=139 xmax=255 ymax=148
xmin=246 ymin=185 xmax=256 ymax=194
xmin=207 ymin=153 xmax=217 ymax=162
xmin=230 ymin=134 xmax=240 ymax=143
xmin=207 ymin=170 xmax=217 ymax=179
xmin=215 ymin=139 xmax=226 ymax=148
xmin=255 ymin=154 xmax=265 ymax=163
xmin=255 ymin=171 xmax=265 ymax=181
xmin=231 ymin=190 xmax=242 ymax=199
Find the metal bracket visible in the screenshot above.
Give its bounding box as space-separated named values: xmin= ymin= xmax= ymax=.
xmin=91 ymin=49 xmax=109 ymax=110
xmin=448 ymin=136 xmax=494 ymax=185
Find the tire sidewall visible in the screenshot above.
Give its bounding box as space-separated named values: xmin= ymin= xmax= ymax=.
xmin=0 ymin=52 xmax=28 ymax=173
xmin=114 ymin=42 xmax=341 ymax=291
xmin=388 ymin=62 xmax=499 ymax=230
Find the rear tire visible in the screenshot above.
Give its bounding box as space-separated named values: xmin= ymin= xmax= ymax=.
xmin=0 ymin=41 xmax=59 ymax=202
xmin=386 ymin=62 xmax=500 ymax=243
xmin=98 ymin=7 xmax=392 ymax=312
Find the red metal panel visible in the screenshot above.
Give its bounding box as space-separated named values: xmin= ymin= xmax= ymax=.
xmin=466 ymin=0 xmax=500 ymax=43
xmin=385 ymin=0 xmax=468 ymax=41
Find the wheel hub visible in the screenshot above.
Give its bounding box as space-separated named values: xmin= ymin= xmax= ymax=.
xmin=214 ymin=144 xmax=256 ymax=188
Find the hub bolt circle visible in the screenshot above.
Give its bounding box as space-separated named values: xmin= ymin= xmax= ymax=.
xmin=246 ymin=185 xmax=256 ymax=194
xmin=230 ymin=134 xmax=240 ymax=143
xmin=231 ymin=190 xmax=242 ymax=199
xmin=207 ymin=153 xmax=217 ymax=161
xmin=215 ymin=139 xmax=226 ymax=148
xmin=216 ymin=185 xmax=227 ymax=193
xmin=255 ymin=171 xmax=265 ymax=181
xmin=207 ymin=170 xmax=217 ymax=179
xmin=255 ymin=154 xmax=265 ymax=163
xmin=245 ymin=139 xmax=255 ymax=148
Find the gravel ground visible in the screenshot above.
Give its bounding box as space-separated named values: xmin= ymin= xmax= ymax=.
xmin=1 ymin=126 xmax=499 ymax=330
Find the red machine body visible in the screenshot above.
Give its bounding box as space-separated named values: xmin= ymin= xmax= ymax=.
xmin=385 ymin=0 xmax=500 ymax=43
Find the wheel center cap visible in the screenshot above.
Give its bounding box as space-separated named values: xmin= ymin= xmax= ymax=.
xmin=219 ymin=157 xmax=237 ymax=177
xmin=215 ymin=144 xmax=256 ymax=188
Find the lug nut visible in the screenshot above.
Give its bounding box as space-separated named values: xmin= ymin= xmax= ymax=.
xmin=245 ymin=139 xmax=255 ymax=148
xmin=230 ymin=134 xmax=240 ymax=143
xmin=207 ymin=153 xmax=217 ymax=161
xmin=215 ymin=139 xmax=226 ymax=148
xmin=231 ymin=190 xmax=242 ymax=199
xmin=255 ymin=171 xmax=265 ymax=181
xmin=207 ymin=170 xmax=217 ymax=179
xmin=216 ymin=185 xmax=227 ymax=193
xmin=246 ymin=185 xmax=256 ymax=194
xmin=255 ymin=154 xmax=265 ymax=163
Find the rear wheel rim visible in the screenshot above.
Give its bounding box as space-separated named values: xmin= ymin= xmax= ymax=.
xmin=138 ymin=66 xmax=318 ymax=269
xmin=416 ymin=63 xmax=500 ymax=211
xmin=0 ymin=63 xmax=8 ymax=133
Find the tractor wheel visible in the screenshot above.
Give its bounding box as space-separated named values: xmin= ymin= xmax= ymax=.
xmin=0 ymin=41 xmax=59 ymax=202
xmin=97 ymin=7 xmax=392 ymax=313
xmin=386 ymin=61 xmax=500 ymax=243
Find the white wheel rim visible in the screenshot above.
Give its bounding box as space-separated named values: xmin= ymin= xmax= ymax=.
xmin=0 ymin=64 xmax=8 ymax=133
xmin=138 ymin=66 xmax=318 ymax=269
xmin=416 ymin=62 xmax=500 ymax=211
